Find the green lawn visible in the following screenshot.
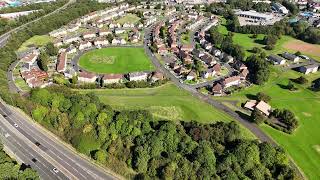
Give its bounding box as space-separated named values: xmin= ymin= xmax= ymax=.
xmin=18 ymin=35 xmax=53 ymax=52
xmin=214 ymin=67 xmax=320 ymax=179
xmin=116 ymin=14 xmax=140 ymax=24
xmin=78 ymin=83 xmax=256 ymax=139
xmin=14 ymin=77 xmax=30 ymax=91
xmin=217 ymin=17 xmax=320 ymax=60
xmin=181 ymin=31 xmax=191 ymax=45
xmin=78 ymin=47 xmax=155 ymax=74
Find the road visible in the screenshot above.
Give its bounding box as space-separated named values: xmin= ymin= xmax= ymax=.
xmin=0 ymin=101 xmax=119 ymax=180
xmin=0 ymin=0 xmax=75 ymax=48
xmin=144 ymin=22 xmax=305 ymax=179
xmin=144 ymin=23 xmax=277 ymax=143
xmin=5 ymin=0 xmax=76 ymax=94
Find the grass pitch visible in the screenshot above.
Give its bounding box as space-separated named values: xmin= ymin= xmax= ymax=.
xmin=18 ymin=35 xmax=53 ymax=52
xmin=78 ymin=83 xmax=256 ymax=139
xmin=214 ymin=67 xmax=320 ymax=179
xmin=78 ymin=47 xmax=155 ymax=74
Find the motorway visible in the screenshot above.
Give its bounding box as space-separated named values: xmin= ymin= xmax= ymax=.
xmin=0 ymin=101 xmax=119 ymax=180
xmin=0 ymin=0 xmax=120 ymax=179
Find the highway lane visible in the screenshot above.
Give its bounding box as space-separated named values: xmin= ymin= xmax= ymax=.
xmin=0 ymin=115 xmax=68 ymax=180
xmin=0 ymin=102 xmax=119 ymax=180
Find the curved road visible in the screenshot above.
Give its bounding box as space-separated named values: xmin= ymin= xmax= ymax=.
xmin=144 ymin=22 xmax=304 ymax=178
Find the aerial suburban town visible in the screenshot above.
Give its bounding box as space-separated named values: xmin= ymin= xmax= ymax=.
xmin=0 ymin=0 xmax=319 ymax=179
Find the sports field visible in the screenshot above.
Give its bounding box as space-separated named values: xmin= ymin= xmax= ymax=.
xmin=214 ymin=67 xmax=320 ymax=179
xmin=18 ymin=35 xmax=53 ymax=52
xmin=78 ymin=83 xmax=256 ymax=139
xmin=116 ymin=14 xmax=140 ymax=24
xmin=78 ymin=47 xmax=155 ymax=73
xmin=218 ymin=18 xmax=320 ymax=61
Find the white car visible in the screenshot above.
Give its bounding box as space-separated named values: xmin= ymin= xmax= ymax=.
xmin=52 ymin=168 xmax=59 ymax=173
xmin=299 ymin=55 xmax=309 ymax=60
xmin=13 ymin=123 xmax=18 ymax=128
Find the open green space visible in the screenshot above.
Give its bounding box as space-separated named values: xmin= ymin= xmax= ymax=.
xmin=18 ymin=35 xmax=53 ymax=52
xmin=78 ymin=83 xmax=256 ymax=139
xmin=214 ymin=67 xmax=320 ymax=179
xmin=14 ymin=77 xmax=30 ymax=91
xmin=217 ymin=17 xmax=320 ymax=60
xmin=116 ymin=14 xmax=140 ymax=24
xmin=78 ymin=47 xmax=155 ymax=74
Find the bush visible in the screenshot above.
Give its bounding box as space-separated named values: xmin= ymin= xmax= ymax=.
xmin=293 ymin=76 xmax=308 ymax=84
xmin=256 ymin=92 xmax=271 ymax=102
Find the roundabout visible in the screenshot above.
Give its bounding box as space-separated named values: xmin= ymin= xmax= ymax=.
xmin=78 ymin=47 xmax=155 ymax=74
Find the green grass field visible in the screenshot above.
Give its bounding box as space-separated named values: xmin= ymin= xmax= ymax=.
xmin=217 ymin=18 xmax=320 ymax=60
xmin=214 ymin=67 xmax=320 ymax=179
xmin=18 ymin=35 xmax=53 ymax=52
xmin=78 ymin=83 xmax=256 ymax=139
xmin=78 ymin=47 xmax=155 ymax=73
xmin=116 ymin=14 xmax=140 ymax=24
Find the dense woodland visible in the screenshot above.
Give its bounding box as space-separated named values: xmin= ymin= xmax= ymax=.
xmin=26 ymin=86 xmax=297 ymax=179
xmin=0 ymin=141 xmax=39 ymax=179
xmin=0 ymin=0 xmax=67 ymax=35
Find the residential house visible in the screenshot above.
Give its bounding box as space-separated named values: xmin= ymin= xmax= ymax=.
xmin=151 ymin=71 xmax=165 ymax=82
xmin=201 ymin=54 xmax=216 ymax=66
xmin=49 ymin=29 xmax=67 ymax=37
xmin=212 ymin=63 xmax=221 ymax=75
xmin=239 ymin=69 xmax=249 ymax=80
xmin=114 ymin=28 xmax=126 ymax=34
xmin=103 ymin=74 xmax=124 ymax=84
xmin=224 ymin=55 xmax=234 ymax=63
xmin=212 ymin=83 xmax=223 ymax=96
xmin=63 ymin=35 xmax=81 ymax=44
xmin=222 ymin=76 xmax=241 ymax=88
xmin=66 ymin=45 xmax=77 ymax=54
xmin=211 ymin=47 xmax=221 ymax=57
xmin=82 ymin=31 xmax=96 ymax=39
xmin=57 ymin=52 xmax=67 ymax=73
xmin=299 ymin=64 xmax=319 ymax=74
xmin=282 ymin=52 xmax=300 ymax=63
xmin=94 ymin=38 xmax=109 ymax=46
xmin=192 ymin=49 xmax=205 ymax=58
xmin=128 ymin=72 xmax=149 ymax=81
xmin=180 ymin=44 xmax=193 ymax=52
xmin=21 ymin=67 xmax=48 ymax=88
xmin=53 ymin=39 xmax=63 ymax=47
xmin=99 ymin=29 xmax=112 ymax=36
xmin=21 ymin=52 xmax=38 ymax=66
xmin=112 ymin=38 xmax=126 ymax=45
xmin=79 ymin=41 xmax=92 ymax=50
xmin=78 ymin=71 xmax=97 ymax=83
xmin=268 ymin=55 xmax=286 ymax=65
xmin=244 ymin=100 xmax=271 ymax=116
xmin=187 ymin=71 xmax=197 ymax=80
xmin=158 ymin=47 xmax=168 ymax=55
xmin=123 ymin=23 xmax=134 ymax=28
xmin=202 ymin=67 xmax=216 ymax=78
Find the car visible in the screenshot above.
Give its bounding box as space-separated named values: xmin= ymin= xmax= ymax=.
xmin=35 ymin=142 xmax=41 ymax=146
xmin=13 ymin=123 xmax=18 ymax=128
xmin=299 ymin=55 xmax=309 ymax=60
xmin=31 ymin=158 xmax=37 ymax=163
xmin=52 ymin=168 xmax=59 ymax=173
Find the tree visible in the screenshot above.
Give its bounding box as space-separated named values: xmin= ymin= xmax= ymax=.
xmin=94 ymin=150 xmax=107 ymax=163
xmin=293 ymin=76 xmax=308 ymax=84
xmin=256 ymin=92 xmax=271 ymax=102
xmin=251 ymin=109 xmax=266 ymax=124
xmin=45 ymin=42 xmax=58 ymax=56
xmin=246 ymin=55 xmax=271 ymax=85
xmin=38 ymin=51 xmax=50 ymax=72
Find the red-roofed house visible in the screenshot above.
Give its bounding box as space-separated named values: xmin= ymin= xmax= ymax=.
xmin=222 ymin=76 xmax=241 ymax=88
xmin=57 ymin=52 xmax=67 ymax=73
xmin=78 ymin=71 xmax=97 ymax=83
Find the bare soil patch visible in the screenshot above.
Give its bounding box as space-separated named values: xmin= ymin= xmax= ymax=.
xmin=283 ymin=40 xmax=320 ymax=57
